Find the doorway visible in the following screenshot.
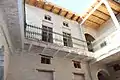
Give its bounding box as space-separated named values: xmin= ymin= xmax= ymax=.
xmin=97 ymin=71 xmax=109 ymax=80
xmin=84 ymin=33 xmax=95 ymax=52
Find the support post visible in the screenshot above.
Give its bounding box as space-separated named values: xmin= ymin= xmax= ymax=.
xmin=103 ymin=0 xmax=120 ymax=30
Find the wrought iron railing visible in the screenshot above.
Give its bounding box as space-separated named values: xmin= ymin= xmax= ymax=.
xmin=25 ymin=23 xmax=87 ymax=50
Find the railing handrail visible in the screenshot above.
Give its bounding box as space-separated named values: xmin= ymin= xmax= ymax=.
xmin=26 ymin=23 xmax=86 ymax=43
xmin=92 ymin=28 xmax=118 ymax=46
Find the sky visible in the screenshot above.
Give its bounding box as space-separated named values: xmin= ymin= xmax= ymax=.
xmin=46 ymin=0 xmax=96 ymax=15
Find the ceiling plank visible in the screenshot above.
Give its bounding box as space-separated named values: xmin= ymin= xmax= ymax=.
xmin=87 ymin=19 xmax=101 ymax=25
xmin=93 ymin=10 xmax=110 ymax=20
xmin=92 ymin=14 xmax=106 ymax=21
xmin=96 ymin=9 xmax=110 ymax=17
xmin=108 ymin=0 xmax=120 ymax=12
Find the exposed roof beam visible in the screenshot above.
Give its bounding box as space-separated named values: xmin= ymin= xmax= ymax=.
xmin=103 ymin=0 xmax=120 ymax=29
xmin=50 ymin=6 xmax=54 ymax=12
xmin=76 ymin=16 xmax=80 ymax=21
xmin=71 ymin=14 xmax=75 ymax=20
xmin=87 ymin=19 xmax=101 ymax=25
xmin=80 ymin=0 xmax=104 ymax=25
xmin=92 ymin=14 xmax=106 ymax=21
xmin=64 ymin=12 xmax=68 ymax=17
xmin=58 ymin=9 xmax=62 ymax=15
xmin=101 ymin=4 xmax=119 ymax=14
xmin=96 ymin=9 xmax=110 ymax=17
xmin=110 ymin=0 xmax=120 ymax=7
xmin=42 ymin=2 xmax=45 ymax=9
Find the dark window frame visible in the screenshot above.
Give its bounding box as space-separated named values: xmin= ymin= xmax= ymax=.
xmin=41 ymin=56 xmax=51 ymax=64
xmin=73 ymin=61 xmax=81 ymax=69
xmin=63 ymin=22 xmax=69 ymax=27
xmin=44 ymin=15 xmax=51 ymax=21
xmin=113 ymin=64 xmax=120 ymax=71
xmin=42 ymin=25 xmax=53 ymax=43
xmin=63 ymin=32 xmax=73 ymax=47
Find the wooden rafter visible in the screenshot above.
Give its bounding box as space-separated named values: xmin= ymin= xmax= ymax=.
xmin=58 ymin=9 xmax=62 ymax=15
xmin=87 ymin=19 xmax=100 ymax=25
xmin=92 ymin=14 xmax=106 ymax=21
xmin=71 ymin=14 xmax=75 ymax=20
xmin=76 ymin=17 xmax=80 ymax=21
xmin=64 ymin=12 xmax=68 ymax=17
xmin=101 ymin=4 xmax=118 ymax=14
xmin=96 ymin=9 xmax=110 ymax=17
xmin=50 ymin=6 xmax=54 ymax=12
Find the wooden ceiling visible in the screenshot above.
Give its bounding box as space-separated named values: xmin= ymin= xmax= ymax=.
xmin=82 ymin=0 xmax=120 ymax=29
xmin=25 ymin=0 xmax=82 ymax=23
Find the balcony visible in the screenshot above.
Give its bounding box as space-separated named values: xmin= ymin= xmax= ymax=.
xmin=24 ymin=23 xmax=94 ymax=61
xmin=92 ymin=29 xmax=120 ymax=60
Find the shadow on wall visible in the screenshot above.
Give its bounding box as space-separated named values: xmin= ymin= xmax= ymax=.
xmin=97 ymin=70 xmax=110 ymax=80
xmin=85 ymin=33 xmax=95 ymax=52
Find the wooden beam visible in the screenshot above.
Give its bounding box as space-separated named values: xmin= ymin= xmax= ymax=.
xmin=42 ymin=2 xmax=45 ymax=9
xmin=103 ymin=0 xmax=120 ymax=29
xmin=101 ymin=4 xmax=119 ymax=14
xmin=64 ymin=12 xmax=68 ymax=17
xmin=58 ymin=9 xmax=62 ymax=15
xmin=76 ymin=16 xmax=80 ymax=21
xmin=109 ymin=0 xmax=120 ymax=8
xmin=50 ymin=5 xmax=54 ymax=12
xmin=96 ymin=9 xmax=110 ymax=17
xmin=87 ymin=19 xmax=101 ymax=25
xmin=80 ymin=0 xmax=104 ymax=25
xmin=92 ymin=14 xmax=106 ymax=21
xmin=71 ymin=14 xmax=75 ymax=20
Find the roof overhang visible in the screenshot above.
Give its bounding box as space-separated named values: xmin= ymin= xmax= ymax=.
xmin=81 ymin=0 xmax=120 ymax=30
xmin=25 ymin=0 xmax=82 ymax=23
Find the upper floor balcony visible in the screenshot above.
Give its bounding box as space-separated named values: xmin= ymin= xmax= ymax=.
xmin=92 ymin=27 xmax=120 ymax=60
xmin=24 ymin=23 xmax=94 ymax=61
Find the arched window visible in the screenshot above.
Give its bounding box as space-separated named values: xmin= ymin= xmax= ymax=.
xmin=97 ymin=71 xmax=109 ymax=80
xmin=84 ymin=33 xmax=95 ymax=52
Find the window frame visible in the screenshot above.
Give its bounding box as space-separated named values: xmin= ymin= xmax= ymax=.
xmin=41 ymin=56 xmax=51 ymax=64
xmin=63 ymin=32 xmax=73 ymax=47
xmin=73 ymin=61 xmax=81 ymax=69
xmin=44 ymin=15 xmax=51 ymax=21
xmin=42 ymin=25 xmax=53 ymax=43
xmin=63 ymin=22 xmax=69 ymax=27
xmin=113 ymin=64 xmax=120 ymax=71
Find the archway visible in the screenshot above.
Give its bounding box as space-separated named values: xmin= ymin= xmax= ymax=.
xmin=97 ymin=71 xmax=109 ymax=80
xmin=84 ymin=33 xmax=95 ymax=52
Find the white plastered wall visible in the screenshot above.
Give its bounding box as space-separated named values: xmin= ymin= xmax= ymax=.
xmin=0 ymin=8 xmax=13 ymax=80
xmin=26 ymin=4 xmax=85 ymax=49
xmin=89 ymin=63 xmax=110 ymax=80
xmin=7 ymin=51 xmax=91 ymax=80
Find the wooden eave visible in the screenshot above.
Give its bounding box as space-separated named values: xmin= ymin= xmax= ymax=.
xmin=26 ymin=0 xmax=82 ymax=23
xmin=82 ymin=0 xmax=120 ymax=30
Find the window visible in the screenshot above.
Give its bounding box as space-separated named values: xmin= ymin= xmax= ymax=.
xmin=63 ymin=32 xmax=73 ymax=47
xmin=100 ymin=41 xmax=106 ymax=48
xmin=42 ymin=25 xmax=53 ymax=43
xmin=41 ymin=56 xmax=51 ymax=64
xmin=113 ymin=64 xmax=120 ymax=71
xmin=44 ymin=15 xmax=51 ymax=21
xmin=73 ymin=61 xmax=81 ymax=69
xmin=63 ymin=22 xmax=69 ymax=27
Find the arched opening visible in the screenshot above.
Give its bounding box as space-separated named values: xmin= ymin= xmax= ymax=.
xmin=97 ymin=71 xmax=109 ymax=80
xmin=84 ymin=33 xmax=95 ymax=52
